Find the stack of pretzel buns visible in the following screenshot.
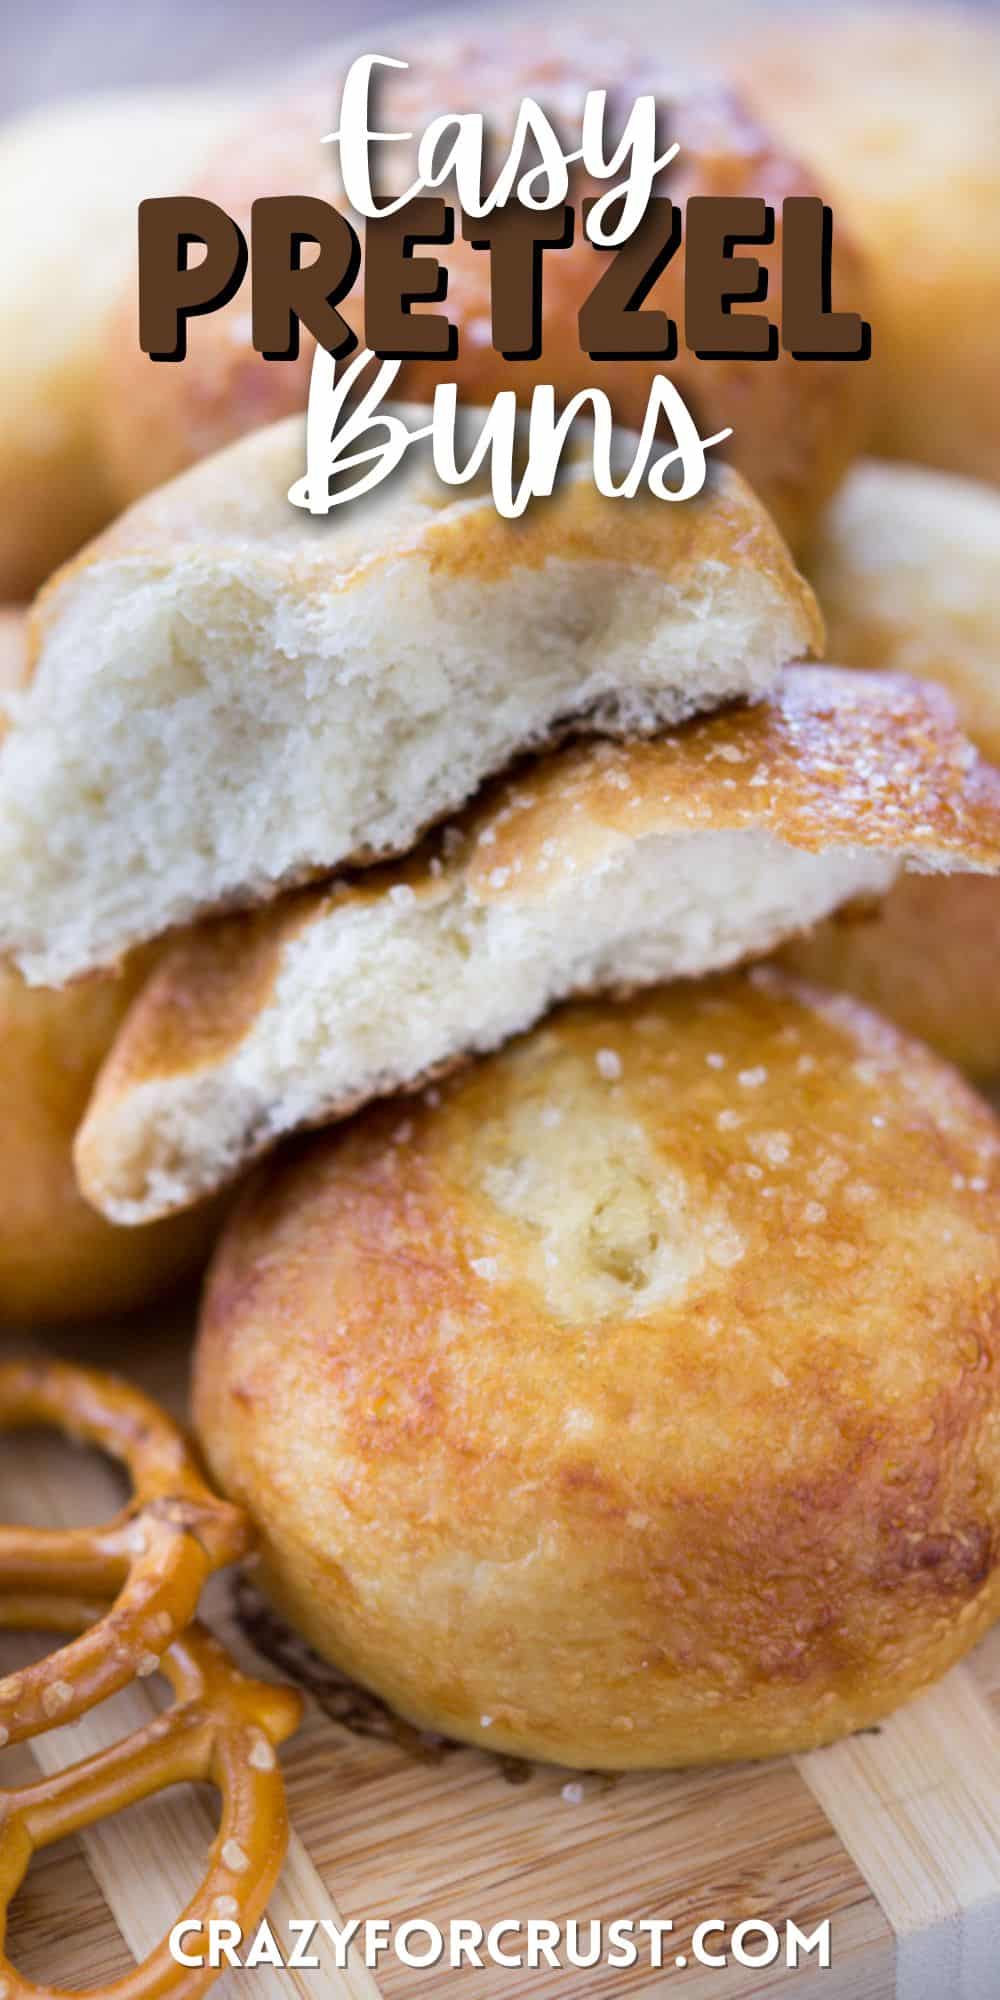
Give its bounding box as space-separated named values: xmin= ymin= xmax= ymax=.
xmin=3 ymin=10 xmax=1000 ymax=1772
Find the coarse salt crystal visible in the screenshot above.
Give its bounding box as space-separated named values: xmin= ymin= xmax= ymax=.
xmin=470 ymin=1257 xmax=499 ymax=1281
xmin=596 ymin=1049 xmax=622 ymax=1081
xmin=42 ymin=1680 xmax=73 ymax=1717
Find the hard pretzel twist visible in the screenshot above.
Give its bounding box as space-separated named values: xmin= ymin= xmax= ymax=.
xmin=0 ymin=1615 xmax=302 ymax=2000
xmin=0 ymin=1361 xmax=250 ymax=1745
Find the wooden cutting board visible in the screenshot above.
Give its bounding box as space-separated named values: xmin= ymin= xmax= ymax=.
xmin=3 ymin=1306 xmax=1000 ymax=2000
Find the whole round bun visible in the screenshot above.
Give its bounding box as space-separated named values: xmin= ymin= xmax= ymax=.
xmin=97 ymin=29 xmax=871 ymax=553
xmin=737 ymin=8 xmax=1000 ymax=484
xmin=196 ymin=969 xmax=1000 ymax=1769
xmin=0 ymin=956 xmax=219 ymax=1324
xmin=0 ymin=85 xmax=243 ymax=600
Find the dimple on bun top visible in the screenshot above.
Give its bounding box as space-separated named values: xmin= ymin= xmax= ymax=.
xmin=196 ymin=968 xmax=1000 ymax=1770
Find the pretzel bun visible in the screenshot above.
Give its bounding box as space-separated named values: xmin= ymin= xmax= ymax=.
xmin=97 ymin=29 xmax=871 ymax=553
xmin=781 ymin=461 xmax=1000 ymax=1081
xmin=0 ymin=615 xmax=220 ymax=1322
xmin=0 ymin=427 xmax=819 ymax=988
xmin=738 ymin=8 xmax=1000 ymax=484
xmin=0 ymin=956 xmax=220 ymax=1324
xmin=196 ymin=969 xmax=1000 ymax=1769
xmin=0 ymin=86 xmax=243 ymax=600
xmin=77 ymin=666 xmax=1000 ymax=1226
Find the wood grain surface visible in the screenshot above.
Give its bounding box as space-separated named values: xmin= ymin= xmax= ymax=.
xmin=3 ymin=1309 xmax=1000 ymax=1998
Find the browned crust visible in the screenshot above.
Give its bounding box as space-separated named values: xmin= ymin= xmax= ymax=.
xmin=194 ymin=969 xmax=1000 ymax=1767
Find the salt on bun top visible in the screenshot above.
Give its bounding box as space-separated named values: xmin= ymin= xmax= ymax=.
xmin=196 ymin=966 xmax=1000 ymax=1769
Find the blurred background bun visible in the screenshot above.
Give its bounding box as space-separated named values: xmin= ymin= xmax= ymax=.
xmin=737 ymin=7 xmax=1000 ymax=486
xmin=0 ymin=612 xmax=220 ymax=1323
xmin=0 ymin=954 xmax=220 ymax=1323
xmin=96 ymin=26 xmax=872 ymax=553
xmin=0 ymin=85 xmax=245 ymax=600
xmin=780 ymin=458 xmax=1000 ymax=1082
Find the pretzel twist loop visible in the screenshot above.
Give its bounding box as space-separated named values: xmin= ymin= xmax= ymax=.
xmin=0 ymin=1615 xmax=302 ymax=2000
xmin=0 ymin=1361 xmax=251 ymax=1745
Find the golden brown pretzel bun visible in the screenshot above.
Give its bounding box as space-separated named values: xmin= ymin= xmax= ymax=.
xmin=779 ymin=877 xmax=1000 ymax=1085
xmin=0 ymin=615 xmax=220 ymax=1322
xmin=97 ymin=29 xmax=871 ymax=552
xmin=0 ymin=956 xmax=220 ymax=1324
xmin=737 ymin=8 xmax=1000 ymax=484
xmin=196 ymin=969 xmax=1000 ymax=1769
xmin=781 ymin=461 xmax=1000 ymax=1081
xmin=0 ymin=87 xmax=244 ymax=600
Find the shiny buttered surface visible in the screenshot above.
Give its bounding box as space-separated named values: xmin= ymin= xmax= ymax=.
xmin=196 ymin=970 xmax=1000 ymax=1769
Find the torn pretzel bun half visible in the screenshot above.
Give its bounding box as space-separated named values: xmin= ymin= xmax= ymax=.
xmin=0 ymin=417 xmax=819 ymax=989
xmin=77 ymin=666 xmax=1000 ymax=1226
